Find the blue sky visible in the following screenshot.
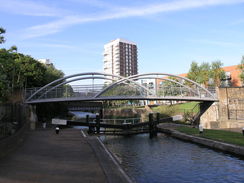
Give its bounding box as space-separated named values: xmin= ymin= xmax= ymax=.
xmin=1 ymin=0 xmax=244 ymax=76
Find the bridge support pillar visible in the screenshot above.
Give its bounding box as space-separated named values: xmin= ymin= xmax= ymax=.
xmin=192 ymin=101 xmax=214 ymax=126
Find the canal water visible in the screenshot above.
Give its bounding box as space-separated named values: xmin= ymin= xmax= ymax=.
xmin=100 ymin=134 xmax=244 ymax=183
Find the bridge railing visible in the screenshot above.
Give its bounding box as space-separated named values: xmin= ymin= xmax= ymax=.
xmin=25 ymin=84 xmax=105 ymax=100
xmin=25 ymin=72 xmax=217 ymax=102
xmin=26 ymin=85 xmax=215 ymax=100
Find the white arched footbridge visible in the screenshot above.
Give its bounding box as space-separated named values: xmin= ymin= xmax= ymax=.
xmin=25 ymin=72 xmax=217 ymax=104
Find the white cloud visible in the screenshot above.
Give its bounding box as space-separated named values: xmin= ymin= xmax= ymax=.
xmin=68 ymin=0 xmax=120 ymax=9
xmin=0 ymin=0 xmax=67 ymax=17
xmin=21 ymin=0 xmax=244 ymax=38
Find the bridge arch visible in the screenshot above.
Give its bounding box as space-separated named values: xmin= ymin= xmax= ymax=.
xmin=26 ymin=72 xmax=153 ymax=102
xmin=95 ymin=73 xmax=215 ymax=99
xmin=25 ymin=72 xmax=217 ymax=103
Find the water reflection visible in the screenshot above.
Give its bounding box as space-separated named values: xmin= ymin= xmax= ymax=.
xmin=100 ymin=134 xmax=244 ymax=183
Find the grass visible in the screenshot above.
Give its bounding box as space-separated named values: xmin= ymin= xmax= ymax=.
xmin=152 ymin=105 xmax=177 ymax=117
xmin=177 ymin=102 xmax=199 ymax=113
xmin=151 ymin=102 xmax=200 ymax=118
xmin=177 ymin=126 xmax=244 ymax=146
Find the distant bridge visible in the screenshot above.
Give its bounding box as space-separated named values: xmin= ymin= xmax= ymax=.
xmin=25 ymin=72 xmax=217 ymax=104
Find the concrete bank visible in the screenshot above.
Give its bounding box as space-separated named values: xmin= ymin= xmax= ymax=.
xmin=0 ymin=128 xmax=132 ymax=183
xmin=0 ymin=122 xmax=29 ymax=159
xmin=158 ymin=126 xmax=244 ymax=157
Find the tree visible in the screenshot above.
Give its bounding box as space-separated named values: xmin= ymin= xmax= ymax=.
xmin=0 ymin=27 xmax=6 ymax=44
xmin=238 ymin=56 xmax=244 ymax=86
xmin=187 ymin=62 xmax=210 ymax=86
xmin=0 ymin=49 xmax=64 ymax=102
xmin=186 ymin=61 xmax=199 ymax=83
xmin=0 ymin=49 xmax=16 ymax=100
xmin=43 ymin=64 xmax=64 ymax=84
xmin=209 ymin=61 xmax=225 ymax=87
xmin=187 ymin=61 xmax=225 ymax=87
xmin=0 ymin=27 xmax=65 ymax=102
xmin=198 ymin=62 xmax=211 ymax=86
xmin=8 ymin=45 xmax=18 ymax=53
xmin=158 ymin=76 xmax=182 ymax=96
xmin=15 ymin=54 xmax=47 ymax=88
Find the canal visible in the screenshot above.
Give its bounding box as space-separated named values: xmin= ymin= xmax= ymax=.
xmin=100 ymin=134 xmax=244 ymax=183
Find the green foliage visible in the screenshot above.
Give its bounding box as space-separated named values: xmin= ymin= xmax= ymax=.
xmin=62 ymin=85 xmax=74 ymax=98
xmin=152 ymin=104 xmax=178 ymax=117
xmin=187 ymin=61 xmax=225 ymax=87
xmin=14 ymin=53 xmax=46 ymax=88
xmin=151 ymin=102 xmax=200 ymax=121
xmin=101 ymin=83 xmax=142 ymax=107
xmin=101 ymin=83 xmax=141 ymax=97
xmin=0 ymin=27 xmax=64 ymax=102
xmin=183 ymin=111 xmax=194 ymax=123
xmin=177 ymin=126 xmax=244 ymax=146
xmin=177 ymin=102 xmax=200 ymax=113
xmin=0 ymin=49 xmax=16 ymax=100
xmin=0 ymin=27 xmax=5 ymax=44
xmin=0 ymin=49 xmax=64 ymax=102
xmin=160 ymin=76 xmax=181 ymax=87
xmin=187 ymin=61 xmax=201 ymax=84
xmin=238 ymin=56 xmax=244 ymax=85
xmin=8 ymin=45 xmax=17 ymax=53
xmin=158 ymin=77 xmax=183 ymax=96
xmin=43 ymin=64 xmax=64 ymax=84
xmin=187 ymin=62 xmax=210 ymax=86
xmin=209 ymin=61 xmax=225 ymax=86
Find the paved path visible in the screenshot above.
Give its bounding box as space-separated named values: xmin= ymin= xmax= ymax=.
xmin=0 ymin=128 xmax=131 ymax=183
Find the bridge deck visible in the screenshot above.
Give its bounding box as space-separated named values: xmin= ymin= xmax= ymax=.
xmin=26 ymin=96 xmax=218 ymax=104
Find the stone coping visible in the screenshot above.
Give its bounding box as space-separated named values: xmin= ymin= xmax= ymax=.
xmin=158 ymin=127 xmax=244 ymax=157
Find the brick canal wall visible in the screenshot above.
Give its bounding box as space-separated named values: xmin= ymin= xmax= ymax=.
xmin=201 ymin=87 xmax=244 ymax=129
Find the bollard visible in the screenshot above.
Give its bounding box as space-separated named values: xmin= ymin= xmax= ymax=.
xmin=96 ymin=113 xmax=100 ymax=134
xmin=55 ymin=126 xmax=60 ymax=134
xmin=199 ymin=124 xmax=203 ymax=134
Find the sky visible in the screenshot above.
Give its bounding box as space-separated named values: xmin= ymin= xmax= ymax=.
xmin=1 ymin=0 xmax=244 ymax=76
